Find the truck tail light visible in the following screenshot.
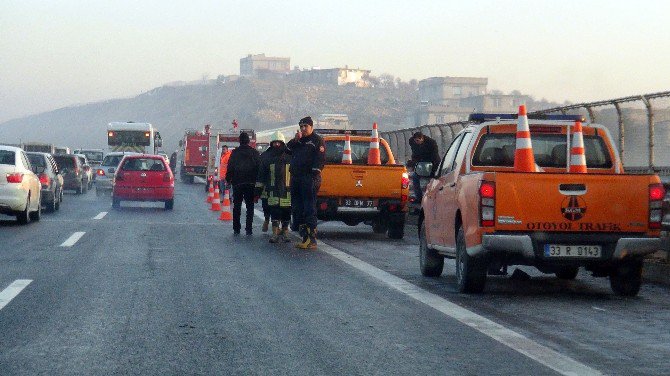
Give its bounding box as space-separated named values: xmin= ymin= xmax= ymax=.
xmin=319 ymin=202 xmax=328 ymax=211
xmin=649 ymin=183 xmax=665 ymax=229
xmin=96 ymin=169 xmax=105 ymax=176
xmin=401 ymin=172 xmax=409 ymax=189
xmin=39 ymin=173 xmax=50 ymax=187
xmin=479 ymin=181 xmax=495 ymax=227
xmin=74 ymin=167 xmax=80 ymax=176
xmin=6 ymin=173 xmax=23 ymax=183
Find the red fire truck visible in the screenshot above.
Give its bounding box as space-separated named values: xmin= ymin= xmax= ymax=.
xmin=178 ymin=127 xmax=210 ymax=184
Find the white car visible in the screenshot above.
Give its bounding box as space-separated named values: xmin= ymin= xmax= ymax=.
xmin=0 ymin=145 xmax=42 ymax=224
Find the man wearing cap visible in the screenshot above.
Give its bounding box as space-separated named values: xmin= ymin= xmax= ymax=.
xmin=225 ymin=132 xmax=260 ymax=235
xmin=256 ymin=131 xmax=292 ymax=243
xmin=286 ymin=116 xmax=325 ymax=249
xmin=408 ymin=131 xmax=440 ymax=203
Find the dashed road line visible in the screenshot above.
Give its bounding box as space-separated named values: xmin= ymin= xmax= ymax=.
xmin=60 ymin=232 xmax=86 ymax=247
xmin=93 ymin=211 xmax=108 ymax=220
xmin=0 ymin=280 xmax=32 ymax=311
xmin=251 ymin=209 xmax=601 ymax=375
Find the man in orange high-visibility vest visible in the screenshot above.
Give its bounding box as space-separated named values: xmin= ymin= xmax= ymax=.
xmin=218 ymin=145 xmax=232 ymax=193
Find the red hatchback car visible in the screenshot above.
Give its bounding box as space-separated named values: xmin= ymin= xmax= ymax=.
xmin=112 ymin=155 xmax=174 ymax=210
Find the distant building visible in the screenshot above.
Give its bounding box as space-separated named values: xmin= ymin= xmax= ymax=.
xmin=240 ymin=54 xmax=291 ymax=77
xmin=316 ymin=114 xmax=350 ymax=130
xmin=408 ymin=76 xmax=527 ymax=127
xmin=291 ymin=66 xmax=371 ymax=87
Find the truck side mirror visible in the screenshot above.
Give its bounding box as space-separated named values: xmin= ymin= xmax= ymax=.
xmin=415 ymin=162 xmax=433 ymax=178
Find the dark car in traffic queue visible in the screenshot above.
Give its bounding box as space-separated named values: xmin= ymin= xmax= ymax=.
xmin=52 ymin=154 xmax=88 ymax=194
xmin=26 ymin=152 xmax=64 ymax=212
xmin=112 ymin=154 xmax=174 ymax=210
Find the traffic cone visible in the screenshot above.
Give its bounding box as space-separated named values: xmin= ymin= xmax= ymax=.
xmin=342 ymin=133 xmax=352 ymax=164
xmin=514 ymin=105 xmax=539 ymax=172
xmin=367 ymin=122 xmax=381 ymax=165
xmin=218 ymin=189 xmax=232 ymax=221
xmin=206 ymin=176 xmax=214 ymax=203
xmin=569 ymin=121 xmax=588 ymax=173
xmin=211 ymin=185 xmax=221 ymax=211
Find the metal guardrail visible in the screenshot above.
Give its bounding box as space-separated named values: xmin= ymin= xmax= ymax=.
xmin=380 ymin=90 xmax=670 ymax=174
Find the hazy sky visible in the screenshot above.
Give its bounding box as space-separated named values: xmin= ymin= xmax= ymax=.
xmin=2 ymin=0 xmax=670 ymax=123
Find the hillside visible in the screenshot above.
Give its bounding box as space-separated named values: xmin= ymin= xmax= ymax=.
xmin=0 ymin=78 xmax=418 ymax=153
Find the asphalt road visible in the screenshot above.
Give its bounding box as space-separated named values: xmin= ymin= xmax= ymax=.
xmin=1 ymin=181 xmax=669 ymax=375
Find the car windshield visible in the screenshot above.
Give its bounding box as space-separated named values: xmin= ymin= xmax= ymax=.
xmin=53 ymin=156 xmax=75 ymax=169
xmin=81 ymin=151 xmax=103 ymax=161
xmin=471 ymin=133 xmax=613 ymax=168
xmin=121 ymin=158 xmax=165 ymax=171
xmin=102 ymin=155 xmax=125 ymax=167
xmin=27 ymin=154 xmax=46 ymax=168
xmin=324 ymin=140 xmax=390 ymax=165
xmin=0 ymin=150 xmax=16 ymax=165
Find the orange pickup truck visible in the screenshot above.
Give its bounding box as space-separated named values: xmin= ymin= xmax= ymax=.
xmin=418 ymin=114 xmax=664 ymax=295
xmin=316 ymin=130 xmax=410 ymax=239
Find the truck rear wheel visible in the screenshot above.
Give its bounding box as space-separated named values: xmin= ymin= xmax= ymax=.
xmin=455 ymin=226 xmax=487 ymax=293
xmin=419 ymin=222 xmax=443 ymax=277
xmin=609 ymin=260 xmax=643 ymax=297
xmin=372 ymin=219 xmax=388 ymax=234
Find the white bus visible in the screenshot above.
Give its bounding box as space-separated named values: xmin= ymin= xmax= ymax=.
xmin=107 ymin=122 xmax=162 ymax=154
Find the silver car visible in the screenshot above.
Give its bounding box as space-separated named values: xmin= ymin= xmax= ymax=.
xmin=95 ymin=151 xmax=139 ymax=196
xmin=0 ymin=145 xmax=42 ymax=224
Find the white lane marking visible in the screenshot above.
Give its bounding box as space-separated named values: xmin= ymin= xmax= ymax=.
xmin=60 ymin=232 xmax=86 ymax=247
xmin=0 ymin=279 xmax=32 ymax=311
xmin=93 ymin=212 xmax=108 ymax=220
xmin=592 ymin=306 xmax=607 ymax=312
xmin=251 ymin=210 xmax=601 ymax=375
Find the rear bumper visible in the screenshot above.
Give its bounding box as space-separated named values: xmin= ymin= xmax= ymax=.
xmin=471 ymin=233 xmax=662 ymax=260
xmin=113 ymin=186 xmax=174 ymax=201
xmin=0 ymin=187 xmax=28 ymax=214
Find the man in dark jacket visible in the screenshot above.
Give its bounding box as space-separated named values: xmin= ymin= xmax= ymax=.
xmin=408 ymin=131 xmax=440 ymax=203
xmin=225 ymin=132 xmax=261 ymax=235
xmin=286 ymin=116 xmax=325 ymax=250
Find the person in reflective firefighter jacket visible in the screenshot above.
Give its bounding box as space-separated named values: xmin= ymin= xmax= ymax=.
xmin=256 ymin=131 xmax=292 ymax=243
xmin=257 ymin=143 xmax=273 ymax=232
xmin=286 ymin=116 xmax=325 ymax=250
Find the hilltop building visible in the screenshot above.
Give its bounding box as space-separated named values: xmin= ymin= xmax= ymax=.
xmin=240 ymin=54 xmax=291 ymax=77
xmin=290 ymin=66 xmax=371 ymax=87
xmin=408 ymin=76 xmax=528 ymax=126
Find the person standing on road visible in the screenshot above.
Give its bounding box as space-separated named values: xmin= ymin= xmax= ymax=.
xmin=257 ymin=131 xmax=292 ymax=243
xmin=225 ymin=132 xmax=260 ymax=235
xmin=257 ymin=143 xmax=273 ymax=232
xmin=408 ymin=131 xmax=440 ymax=203
xmin=218 ymin=145 xmax=232 ymax=193
xmin=169 ymin=151 xmax=177 ymax=173
xmin=286 ymin=116 xmax=325 ymax=250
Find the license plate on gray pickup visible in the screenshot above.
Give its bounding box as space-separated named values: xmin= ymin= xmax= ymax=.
xmin=544 ymin=244 xmax=602 ymax=258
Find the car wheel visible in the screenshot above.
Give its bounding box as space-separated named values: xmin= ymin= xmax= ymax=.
xmin=16 ymin=196 xmax=31 ymax=224
xmin=555 ymin=266 xmax=579 ymax=280
xmin=46 ymin=193 xmax=57 ymax=213
xmin=112 ymin=197 xmax=121 ymax=209
xmin=165 ymin=199 xmax=174 ymax=210
xmin=610 ymin=260 xmax=643 ymax=297
xmin=455 ymin=225 xmax=487 ymax=293
xmin=387 ymin=219 xmax=405 ymax=239
xmin=29 ymin=199 xmax=41 ymax=222
xmin=419 ymin=222 xmax=444 ymax=277
xmin=55 ymin=189 xmax=61 ymax=211
xmin=82 ymin=181 xmax=88 ymax=193
xmin=76 ymin=182 xmax=83 ymax=194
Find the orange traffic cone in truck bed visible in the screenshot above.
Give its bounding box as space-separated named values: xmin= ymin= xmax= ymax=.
xmin=368 ymin=122 xmax=381 ymax=165
xmin=342 ymin=133 xmax=352 ymax=164
xmin=514 ymin=105 xmax=539 ymax=172
xmin=569 ymin=121 xmax=588 ymax=173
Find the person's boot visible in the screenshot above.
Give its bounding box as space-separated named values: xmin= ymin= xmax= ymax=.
xmin=262 ymin=218 xmax=270 ymax=233
xmin=295 ymin=224 xmax=309 ymax=248
xmin=297 ymin=226 xmax=317 ymax=250
xmin=269 ymin=221 xmax=281 ymax=243
xmin=281 ymin=224 xmax=291 ymax=243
